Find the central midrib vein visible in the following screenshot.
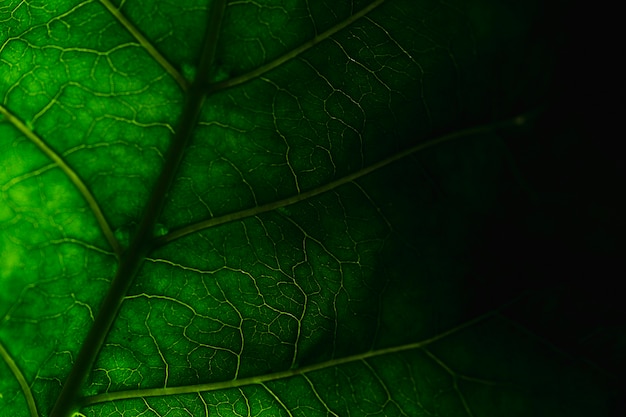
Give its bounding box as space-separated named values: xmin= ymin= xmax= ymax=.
xmin=48 ymin=1 xmax=228 ymax=416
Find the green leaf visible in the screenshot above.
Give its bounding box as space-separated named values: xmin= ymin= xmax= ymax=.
xmin=0 ymin=1 xmax=619 ymax=416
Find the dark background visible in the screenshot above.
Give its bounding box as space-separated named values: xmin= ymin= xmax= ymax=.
xmin=465 ymin=3 xmax=624 ymax=414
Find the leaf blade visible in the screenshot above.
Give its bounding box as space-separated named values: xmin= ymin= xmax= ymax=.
xmin=0 ymin=0 xmax=619 ymax=416
xmin=97 ymin=0 xmax=189 ymax=91
xmin=0 ymin=104 xmax=121 ymax=255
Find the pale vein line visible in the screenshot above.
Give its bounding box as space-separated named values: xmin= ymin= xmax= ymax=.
xmin=0 ymin=104 xmax=122 ymax=256
xmin=361 ymin=360 xmax=408 ymax=416
xmin=98 ymin=0 xmax=189 ymax=91
xmin=155 ymin=114 xmax=525 ymax=246
xmin=207 ymin=0 xmax=387 ymax=93
xmin=260 ymin=383 xmax=294 ymax=417
xmin=423 ymin=349 xmax=474 ymax=417
xmin=0 ymin=340 xmax=39 ymax=417
xmin=78 ymin=310 xmax=497 ymax=406
xmin=301 ymin=374 xmax=340 ymax=417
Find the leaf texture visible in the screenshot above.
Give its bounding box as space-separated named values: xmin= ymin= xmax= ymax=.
xmin=0 ymin=0 xmax=617 ymax=416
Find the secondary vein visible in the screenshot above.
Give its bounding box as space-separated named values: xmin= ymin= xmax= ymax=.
xmin=0 ymin=339 xmax=39 ymax=417
xmin=0 ymin=104 xmax=122 ymax=257
xmin=79 ymin=310 xmax=497 ymax=405
xmin=155 ymin=113 xmax=528 ymax=246
xmin=98 ymin=0 xmax=189 ymax=91
xmin=207 ymin=0 xmax=387 ymax=93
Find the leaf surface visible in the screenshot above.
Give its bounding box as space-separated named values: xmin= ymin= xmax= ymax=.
xmin=0 ymin=0 xmax=618 ymax=416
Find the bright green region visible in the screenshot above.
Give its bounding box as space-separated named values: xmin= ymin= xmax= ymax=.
xmin=5 ymin=179 xmax=38 ymax=210
xmin=0 ymin=236 xmax=25 ymax=286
